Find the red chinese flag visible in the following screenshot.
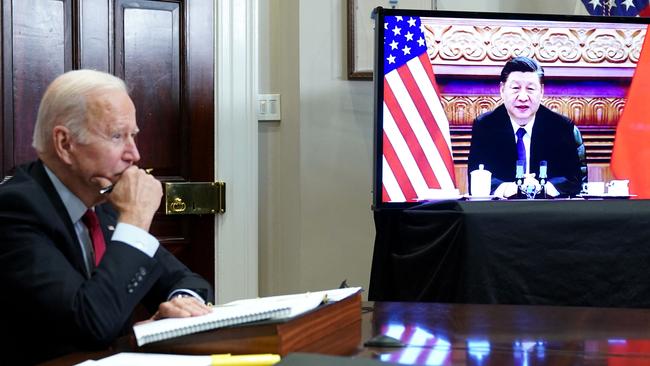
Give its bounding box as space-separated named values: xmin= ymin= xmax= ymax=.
xmin=610 ymin=25 xmax=650 ymax=198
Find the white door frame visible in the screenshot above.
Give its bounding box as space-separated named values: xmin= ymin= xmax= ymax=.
xmin=214 ymin=0 xmax=259 ymax=303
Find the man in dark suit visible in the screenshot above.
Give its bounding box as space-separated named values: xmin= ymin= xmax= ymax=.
xmin=467 ymin=56 xmax=584 ymax=197
xmin=0 ymin=70 xmax=214 ymax=365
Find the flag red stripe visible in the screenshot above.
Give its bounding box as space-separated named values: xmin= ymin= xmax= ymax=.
xmin=419 ymin=53 xmax=442 ymax=97
xmin=397 ymin=64 xmax=455 ymax=184
xmin=384 ymin=79 xmax=440 ymax=188
xmin=418 ymin=54 xmax=456 ymax=182
xmin=383 ymin=132 xmax=417 ymax=201
xmin=382 ymin=184 xmax=391 ymax=202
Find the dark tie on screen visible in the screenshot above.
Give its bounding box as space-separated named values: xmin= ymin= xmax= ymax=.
xmin=82 ymin=209 xmax=106 ymax=266
xmin=516 ymin=127 xmax=527 ymax=173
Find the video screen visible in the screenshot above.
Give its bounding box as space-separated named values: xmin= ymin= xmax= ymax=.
xmin=373 ymin=8 xmax=650 ymax=209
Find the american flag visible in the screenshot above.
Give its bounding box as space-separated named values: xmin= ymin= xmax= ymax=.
xmin=381 ymin=15 xmax=456 ymax=202
xmin=582 ymin=0 xmax=650 ymax=16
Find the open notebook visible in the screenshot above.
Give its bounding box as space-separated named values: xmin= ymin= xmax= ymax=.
xmin=133 ymin=287 xmax=362 ymax=346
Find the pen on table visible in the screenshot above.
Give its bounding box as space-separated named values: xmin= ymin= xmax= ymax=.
xmin=210 ymin=353 xmax=281 ymax=366
xmin=99 ymin=168 xmax=153 ymax=195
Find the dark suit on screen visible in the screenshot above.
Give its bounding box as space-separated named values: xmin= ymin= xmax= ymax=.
xmin=0 ymin=160 xmax=214 ymax=365
xmin=467 ymin=104 xmax=583 ymax=196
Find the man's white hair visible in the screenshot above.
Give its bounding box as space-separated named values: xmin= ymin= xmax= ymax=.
xmin=32 ymin=69 xmax=128 ymax=153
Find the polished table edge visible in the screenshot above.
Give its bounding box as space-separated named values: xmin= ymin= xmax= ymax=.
xmin=40 ymin=301 xmax=650 ymax=365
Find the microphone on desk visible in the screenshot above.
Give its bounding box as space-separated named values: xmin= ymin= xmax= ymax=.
xmin=514 ymin=160 xmax=525 ymax=199
xmin=515 ymin=160 xmax=524 ymax=179
xmin=515 ymin=159 xmax=524 ymax=182
xmin=539 ymin=160 xmax=548 ymax=198
xmin=539 ymin=160 xmax=548 ymax=181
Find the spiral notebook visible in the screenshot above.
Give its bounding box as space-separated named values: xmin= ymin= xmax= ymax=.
xmin=131 ymin=289 xmax=363 ymax=347
xmin=133 ymin=301 xmax=292 ymax=346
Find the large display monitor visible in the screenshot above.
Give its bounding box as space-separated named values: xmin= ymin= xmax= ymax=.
xmin=373 ymin=7 xmax=650 ymax=209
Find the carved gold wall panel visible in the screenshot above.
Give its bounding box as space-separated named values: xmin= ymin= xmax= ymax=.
xmin=421 ymin=18 xmax=646 ymax=68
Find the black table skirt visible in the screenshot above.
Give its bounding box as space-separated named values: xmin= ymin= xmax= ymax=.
xmin=369 ymin=199 xmax=650 ymax=307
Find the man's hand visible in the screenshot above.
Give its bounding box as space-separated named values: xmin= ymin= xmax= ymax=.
xmin=152 ymin=296 xmax=212 ymax=320
xmin=494 ymin=182 xmax=518 ymax=198
xmin=107 ymin=166 xmax=162 ymax=231
xmin=135 ymin=296 xmax=212 ymax=325
xmin=544 ymin=181 xmax=560 ymax=197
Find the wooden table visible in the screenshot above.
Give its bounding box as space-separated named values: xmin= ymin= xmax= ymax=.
xmin=360 ymin=301 xmax=650 ymax=365
xmin=41 ymin=301 xmax=650 ymax=365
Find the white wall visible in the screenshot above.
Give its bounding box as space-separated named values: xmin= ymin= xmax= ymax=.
xmin=257 ymin=0 xmax=587 ymax=297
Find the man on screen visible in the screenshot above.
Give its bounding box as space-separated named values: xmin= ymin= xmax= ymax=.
xmin=467 ymin=56 xmax=585 ymax=198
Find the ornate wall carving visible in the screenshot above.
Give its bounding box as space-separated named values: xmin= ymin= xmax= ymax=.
xmin=421 ymin=18 xmax=646 ymax=68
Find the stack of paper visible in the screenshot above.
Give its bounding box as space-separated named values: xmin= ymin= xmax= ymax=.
xmin=75 ymin=352 xmax=281 ymax=366
xmin=132 ymin=287 xmax=362 ymax=347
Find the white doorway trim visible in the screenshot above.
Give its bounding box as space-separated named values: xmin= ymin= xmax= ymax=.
xmin=214 ymin=0 xmax=259 ymax=302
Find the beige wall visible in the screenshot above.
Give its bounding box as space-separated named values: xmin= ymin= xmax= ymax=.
xmin=258 ymin=0 xmax=375 ymax=296
xmin=257 ymin=0 xmax=585 ymax=297
xmin=437 ymin=0 xmax=583 ymax=13
xmin=258 ymin=0 xmax=303 ymax=295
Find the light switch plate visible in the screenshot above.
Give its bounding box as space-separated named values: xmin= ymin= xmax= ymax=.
xmin=258 ymin=94 xmax=281 ymax=121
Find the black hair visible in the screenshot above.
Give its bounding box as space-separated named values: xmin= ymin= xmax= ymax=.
xmin=499 ymin=56 xmax=544 ymax=84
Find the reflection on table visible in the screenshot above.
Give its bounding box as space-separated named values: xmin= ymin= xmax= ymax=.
xmin=361 ymin=301 xmax=650 ymax=365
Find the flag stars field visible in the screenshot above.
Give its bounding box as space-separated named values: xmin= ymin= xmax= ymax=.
xmin=581 ymin=0 xmax=648 ymax=16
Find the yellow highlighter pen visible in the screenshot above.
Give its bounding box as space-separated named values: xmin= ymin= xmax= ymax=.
xmin=210 ymin=353 xmax=281 ymax=366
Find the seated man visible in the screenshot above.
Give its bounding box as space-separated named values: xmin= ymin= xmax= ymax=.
xmin=467 ymin=56 xmax=584 ymax=198
xmin=0 ymin=70 xmax=214 ymax=365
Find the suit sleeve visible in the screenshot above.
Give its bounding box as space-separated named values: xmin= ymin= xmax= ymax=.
xmin=536 ymin=110 xmax=584 ymax=196
xmin=0 ymin=186 xmax=163 ymax=349
xmin=140 ymin=247 xmax=215 ymax=312
xmin=95 ymin=204 xmax=215 ymax=312
xmin=468 ymin=116 xmax=508 ymax=193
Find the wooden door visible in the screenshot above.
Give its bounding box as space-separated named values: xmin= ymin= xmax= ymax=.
xmin=1 ymin=0 xmax=215 ymax=284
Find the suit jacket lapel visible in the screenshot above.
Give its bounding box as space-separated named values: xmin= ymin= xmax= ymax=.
xmin=495 ymin=105 xmax=518 ymax=159
xmin=28 ymin=160 xmax=91 ymax=277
